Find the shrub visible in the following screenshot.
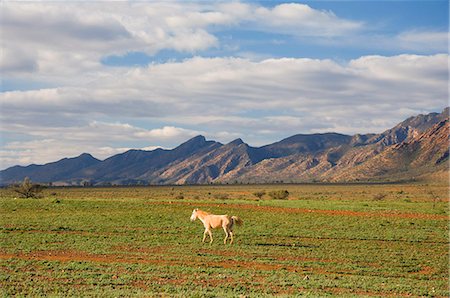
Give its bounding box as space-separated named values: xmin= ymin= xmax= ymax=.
xmin=10 ymin=177 xmax=45 ymax=199
xmin=373 ymin=193 xmax=387 ymax=200
xmin=253 ymin=191 xmax=266 ymax=199
xmin=268 ymin=190 xmax=289 ymax=200
xmin=213 ymin=193 xmax=229 ymax=200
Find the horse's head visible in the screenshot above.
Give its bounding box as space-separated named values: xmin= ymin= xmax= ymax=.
xmin=190 ymin=208 xmax=199 ymax=221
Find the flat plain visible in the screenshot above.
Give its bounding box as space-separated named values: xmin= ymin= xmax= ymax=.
xmin=1 ymin=183 xmax=448 ymax=297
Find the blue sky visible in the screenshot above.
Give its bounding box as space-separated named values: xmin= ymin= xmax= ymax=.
xmin=99 ymin=0 xmax=449 ymax=66
xmin=0 ymin=1 xmax=448 ymax=169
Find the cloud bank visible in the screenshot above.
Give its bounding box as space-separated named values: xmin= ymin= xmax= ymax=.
xmin=0 ymin=1 xmax=363 ymax=79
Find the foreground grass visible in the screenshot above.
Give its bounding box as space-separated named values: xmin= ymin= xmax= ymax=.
xmin=1 ymin=183 xmax=448 ymax=297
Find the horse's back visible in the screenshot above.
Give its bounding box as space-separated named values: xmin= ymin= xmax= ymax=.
xmin=206 ymin=214 xmax=230 ymax=229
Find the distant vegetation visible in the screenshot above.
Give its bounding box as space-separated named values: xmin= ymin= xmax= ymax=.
xmin=213 ymin=193 xmax=229 ymax=200
xmin=9 ymin=177 xmax=45 ymax=199
xmin=267 ymin=189 xmax=289 ymax=200
xmin=253 ymin=191 xmax=266 ymax=199
xmin=373 ymin=192 xmax=387 ymax=200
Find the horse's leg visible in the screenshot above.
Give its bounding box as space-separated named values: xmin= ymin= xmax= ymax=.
xmin=229 ymin=231 xmax=234 ymax=244
xmin=208 ymin=229 xmax=213 ymax=244
xmin=202 ymin=229 xmax=208 ymax=242
xmin=223 ymin=226 xmax=229 ymax=244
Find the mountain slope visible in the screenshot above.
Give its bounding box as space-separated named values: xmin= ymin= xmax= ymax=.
xmin=330 ymin=119 xmax=449 ymax=182
xmin=77 ymin=135 xmax=221 ymax=184
xmin=151 ymin=139 xmax=256 ymax=184
xmin=366 ymin=107 xmax=449 ymax=146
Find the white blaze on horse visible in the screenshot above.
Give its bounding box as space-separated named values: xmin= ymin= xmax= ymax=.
xmin=190 ymin=209 xmax=243 ymax=244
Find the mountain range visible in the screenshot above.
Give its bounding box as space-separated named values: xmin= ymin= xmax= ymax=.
xmin=1 ymin=108 xmax=448 ymax=186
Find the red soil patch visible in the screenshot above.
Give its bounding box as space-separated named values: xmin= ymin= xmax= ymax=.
xmin=112 ymin=245 xmax=170 ymax=254
xmin=411 ymin=265 xmax=434 ymax=275
xmin=0 ymin=249 xmax=342 ymax=276
xmin=0 ymin=250 xmax=139 ymax=264
xmin=151 ymin=201 xmax=449 ymax=220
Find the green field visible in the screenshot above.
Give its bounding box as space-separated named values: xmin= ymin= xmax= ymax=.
xmin=1 ymin=184 xmax=449 ymax=297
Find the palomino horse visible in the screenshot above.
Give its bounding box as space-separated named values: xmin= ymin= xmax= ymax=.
xmin=190 ymin=209 xmax=243 ymax=244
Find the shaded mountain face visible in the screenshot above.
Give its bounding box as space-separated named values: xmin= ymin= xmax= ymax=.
xmin=69 ymin=135 xmax=222 ymax=184
xmin=255 ymin=133 xmax=352 ymax=161
xmin=0 ymin=153 xmax=101 ymax=184
xmin=1 ymin=108 xmax=448 ymax=185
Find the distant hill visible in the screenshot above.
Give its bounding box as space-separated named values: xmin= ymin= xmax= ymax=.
xmin=1 ymin=108 xmax=448 ymax=185
xmin=1 ymin=153 xmax=101 ymax=184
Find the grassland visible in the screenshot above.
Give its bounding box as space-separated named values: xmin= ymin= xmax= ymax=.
xmin=1 ymin=183 xmax=449 ymax=297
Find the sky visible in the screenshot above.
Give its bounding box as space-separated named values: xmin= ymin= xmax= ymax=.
xmin=0 ymin=0 xmax=449 ymax=170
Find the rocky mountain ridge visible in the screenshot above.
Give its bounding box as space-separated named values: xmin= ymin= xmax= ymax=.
xmin=1 ymin=108 xmax=448 ymax=185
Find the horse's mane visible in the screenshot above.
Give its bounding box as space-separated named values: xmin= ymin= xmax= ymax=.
xmin=196 ymin=209 xmax=210 ymax=216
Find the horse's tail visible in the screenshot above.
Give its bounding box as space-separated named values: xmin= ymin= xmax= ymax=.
xmin=231 ymin=216 xmax=243 ymax=226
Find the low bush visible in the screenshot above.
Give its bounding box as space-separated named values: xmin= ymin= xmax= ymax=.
xmin=253 ymin=191 xmax=266 ymax=199
xmin=10 ymin=177 xmax=45 ymax=199
xmin=213 ymin=193 xmax=229 ymax=200
xmin=268 ymin=190 xmax=289 ymax=200
xmin=373 ymin=193 xmax=387 ymax=200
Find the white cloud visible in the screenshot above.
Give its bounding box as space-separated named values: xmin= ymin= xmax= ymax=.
xmin=396 ymin=30 xmax=449 ymax=52
xmin=0 ymin=1 xmax=366 ymax=82
xmin=1 ymin=1 xmax=443 ymax=82
xmin=1 ymin=139 xmax=142 ymax=169
xmin=2 ymin=120 xmax=201 ymax=144
xmin=134 ymin=126 xmax=200 ymax=139
xmin=2 ymin=54 xmax=447 ymax=123
xmin=349 ymin=54 xmax=448 ymax=84
xmin=304 ymin=29 xmax=449 ymax=56
xmin=0 ymin=2 xmax=221 ymax=81
xmin=0 ymin=46 xmax=38 ymax=74
xmin=252 ymin=3 xmax=363 ymax=36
